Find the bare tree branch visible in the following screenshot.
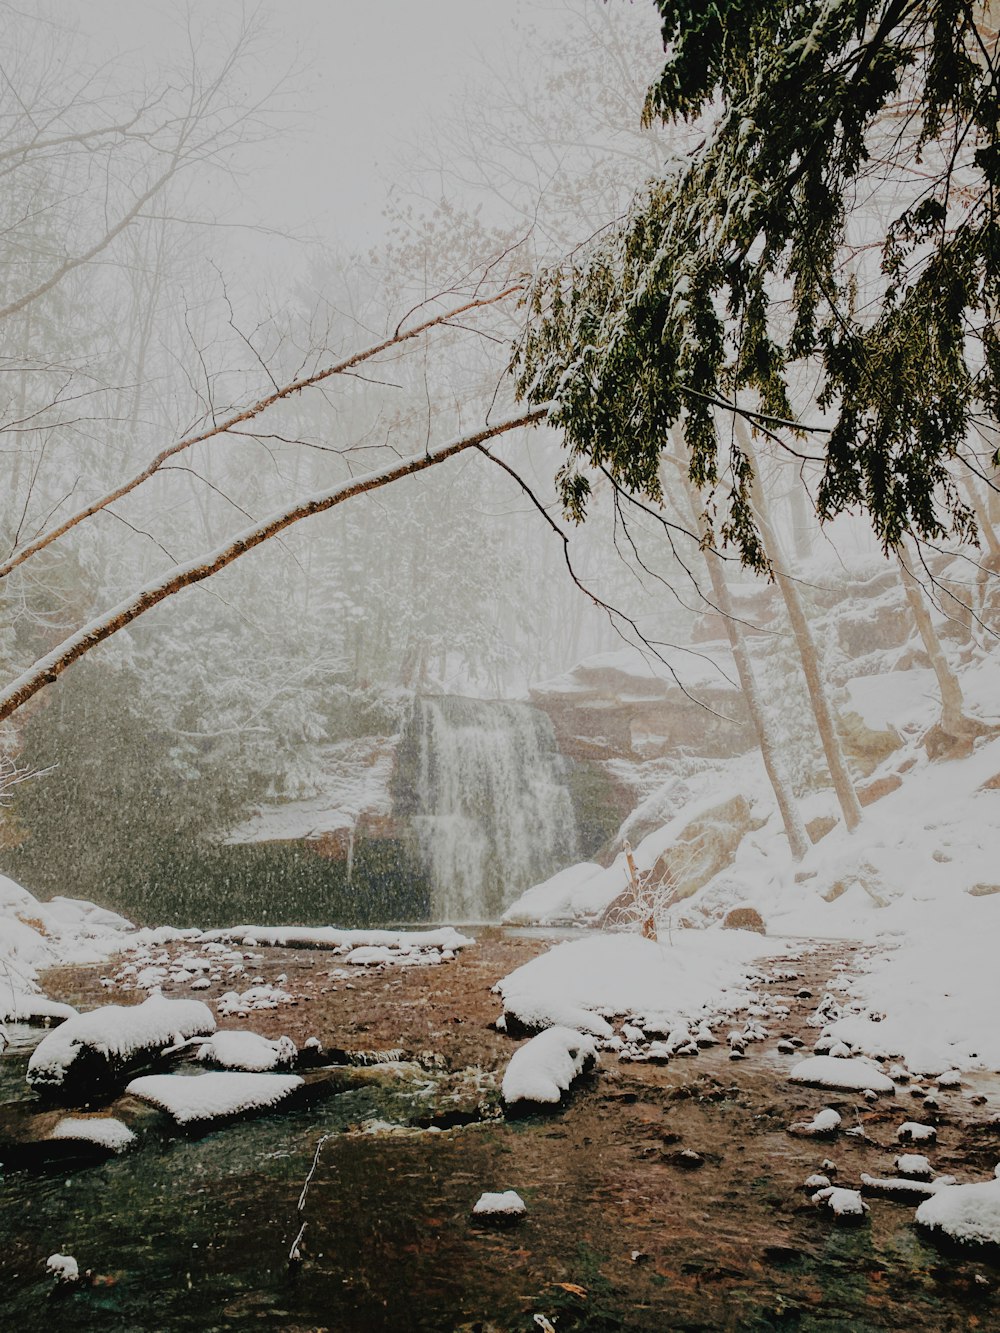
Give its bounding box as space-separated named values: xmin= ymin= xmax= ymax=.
xmin=0 ymin=407 xmax=548 ymax=724
xmin=0 ymin=285 xmax=523 ymax=582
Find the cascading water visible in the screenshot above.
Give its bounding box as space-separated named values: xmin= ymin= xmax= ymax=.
xmin=409 ymin=696 xmax=578 ymax=921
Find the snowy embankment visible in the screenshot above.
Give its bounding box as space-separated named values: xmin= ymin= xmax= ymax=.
xmin=0 ymin=874 xmax=134 ymax=1015
xmin=504 ymin=663 xmax=1000 ymax=1077
xmin=495 ymin=931 xmax=786 ymax=1040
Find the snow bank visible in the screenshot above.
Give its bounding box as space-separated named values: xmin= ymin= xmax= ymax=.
xmin=0 ymin=875 xmax=134 ymax=982
xmin=496 ymin=931 xmax=783 ymax=1038
xmin=201 ymin=925 xmax=472 ymax=957
xmin=126 ymin=1071 xmax=303 ymax=1124
xmin=916 ymin=1176 xmax=1000 ymax=1246
xmin=501 ymin=863 xmax=607 ymax=925
xmin=27 ymin=995 xmax=215 ymax=1090
xmin=197 ymin=1030 xmax=296 ymax=1071
xmin=501 ymin=1026 xmax=597 ymax=1108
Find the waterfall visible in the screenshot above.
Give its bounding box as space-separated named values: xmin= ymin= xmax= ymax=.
xmin=409 ymin=696 xmax=578 ymax=921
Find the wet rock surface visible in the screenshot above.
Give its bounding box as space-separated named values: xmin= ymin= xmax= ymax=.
xmin=2 ymin=929 xmax=1000 ymax=1330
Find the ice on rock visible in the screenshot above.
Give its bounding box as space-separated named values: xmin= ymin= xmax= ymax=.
xmin=197 ymin=1031 xmax=297 ymax=1071
xmin=502 ymin=1026 xmax=597 ymax=1109
xmin=788 ymin=1056 xmax=894 ymax=1093
xmin=27 ymin=994 xmax=215 ymax=1090
xmin=916 ymin=1176 xmax=1000 ymax=1246
xmin=126 ymin=1071 xmax=303 ymax=1124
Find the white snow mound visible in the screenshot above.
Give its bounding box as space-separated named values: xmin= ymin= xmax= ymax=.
xmin=27 ymin=995 xmax=215 ymax=1089
xmin=472 ymin=1190 xmax=526 ymax=1217
xmin=788 ymin=1055 xmax=894 ymax=1093
xmin=502 ymin=1026 xmax=597 ymax=1107
xmin=916 ymin=1177 xmax=1000 ymax=1246
xmin=126 ymin=1071 xmax=303 ymax=1124
xmin=197 ymin=1030 xmax=296 ymax=1071
xmin=49 ymin=1116 xmax=136 ymax=1152
xmin=496 ymin=932 xmax=780 ymax=1038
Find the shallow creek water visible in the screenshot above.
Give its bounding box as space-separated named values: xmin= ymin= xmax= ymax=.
xmin=2 ymin=930 xmax=1000 ymax=1331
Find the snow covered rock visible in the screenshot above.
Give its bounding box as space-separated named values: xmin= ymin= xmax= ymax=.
xmin=501 ymin=1026 xmax=597 ymax=1112
xmin=916 ymin=1177 xmax=1000 ymax=1246
xmin=788 ymin=1056 xmax=894 ymax=1093
xmin=788 ymin=1107 xmax=842 ymax=1138
xmin=895 ymin=1153 xmax=932 ymax=1179
xmin=27 ymin=995 xmax=215 ymax=1093
xmin=471 ymin=1190 xmax=526 ymax=1222
xmin=48 ymin=1116 xmax=136 ymax=1153
xmin=0 ymin=993 xmax=76 ymax=1025
xmin=196 ymin=1031 xmax=296 ymax=1072
xmin=126 ymin=1071 xmax=304 ymax=1125
xmin=860 ymin=1172 xmax=954 ymax=1199
xmin=201 ymin=925 xmax=471 ymax=957
xmin=898 ymin=1121 xmax=937 ymax=1144
xmin=811 ymin=1186 xmax=869 ymax=1221
xmin=46 ymin=1253 xmax=80 ymax=1283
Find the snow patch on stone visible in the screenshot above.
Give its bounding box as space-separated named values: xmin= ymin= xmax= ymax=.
xmin=501 ymin=1026 xmax=596 ymax=1108
xmin=196 ymin=1031 xmax=296 ymax=1071
xmin=27 ymin=995 xmax=215 ymax=1089
xmin=126 ymin=1071 xmax=303 ymax=1124
xmin=916 ymin=1177 xmax=1000 ymax=1246
xmin=49 ymin=1116 xmax=136 ymax=1152
xmin=788 ymin=1055 xmax=894 ymax=1093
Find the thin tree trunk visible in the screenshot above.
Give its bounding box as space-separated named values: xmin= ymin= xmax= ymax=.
xmin=680 ymin=473 xmax=810 ymax=861
xmin=741 ymin=431 xmax=862 ymax=831
xmin=896 ymin=538 xmax=968 ymax=736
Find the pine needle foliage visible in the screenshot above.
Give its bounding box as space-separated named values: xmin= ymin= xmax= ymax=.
xmin=514 ymin=0 xmax=1000 ymax=565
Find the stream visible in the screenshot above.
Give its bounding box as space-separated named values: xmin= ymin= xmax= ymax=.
xmin=2 ymin=929 xmax=1000 ymax=1331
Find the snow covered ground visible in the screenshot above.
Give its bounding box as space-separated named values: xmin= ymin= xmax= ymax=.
xmin=503 ymin=665 xmax=1000 ymax=1078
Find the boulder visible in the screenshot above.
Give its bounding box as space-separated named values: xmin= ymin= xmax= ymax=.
xmin=837 ymin=710 xmax=903 ymax=775
xmin=601 ymin=794 xmax=763 ymax=928
xmin=722 ymin=907 xmax=765 ymax=934
xmin=857 ymin=774 xmax=903 ymax=806
xmin=807 ymin=815 xmax=838 ymax=844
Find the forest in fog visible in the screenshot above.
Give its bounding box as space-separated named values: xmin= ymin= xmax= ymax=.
xmin=0 ymin=0 xmax=995 ymax=935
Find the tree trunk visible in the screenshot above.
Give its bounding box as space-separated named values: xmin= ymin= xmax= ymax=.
xmin=894 ymin=538 xmax=997 ymax=756
xmin=680 ymin=473 xmax=810 ymax=862
xmin=743 ymin=437 xmax=862 ymax=832
xmin=896 ymin=539 xmax=967 ymax=734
